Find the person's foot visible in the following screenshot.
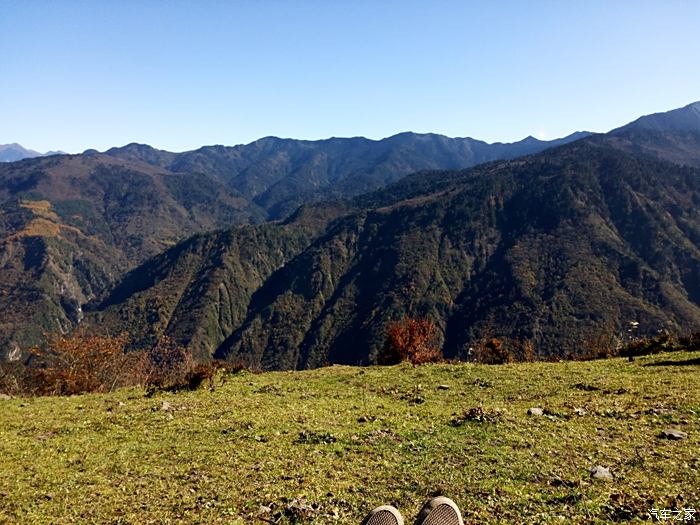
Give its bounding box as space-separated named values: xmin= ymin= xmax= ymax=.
xmin=361 ymin=505 xmax=405 ymax=525
xmin=414 ymin=496 xmax=464 ymax=525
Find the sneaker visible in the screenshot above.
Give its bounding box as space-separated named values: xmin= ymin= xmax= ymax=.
xmin=361 ymin=505 xmax=405 ymax=525
xmin=414 ymin=496 xmax=464 ymax=525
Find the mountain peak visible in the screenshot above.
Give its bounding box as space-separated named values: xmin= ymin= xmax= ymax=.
xmin=0 ymin=143 xmax=59 ymax=162
xmin=104 ymin=143 xmax=176 ymax=167
xmin=106 ymin=142 xmax=159 ymax=154
xmin=614 ymin=101 xmax=700 ymax=134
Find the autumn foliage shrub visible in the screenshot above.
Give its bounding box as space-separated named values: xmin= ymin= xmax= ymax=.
xmin=381 ymin=317 xmax=442 ymax=365
xmin=0 ymin=331 xmax=240 ymax=397
xmin=7 ymin=331 xmax=140 ymax=396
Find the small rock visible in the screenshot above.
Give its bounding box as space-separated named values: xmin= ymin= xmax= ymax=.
xmin=161 ymin=401 xmax=174 ymax=411
xmin=590 ymin=465 xmax=613 ymax=481
xmin=574 ymin=407 xmax=587 ymax=416
xmin=659 ymin=428 xmax=688 ymax=440
xmin=0 ymin=393 xmax=12 ymax=400
xmin=437 ymin=384 xmax=450 ymax=390
xmin=285 ymin=497 xmax=317 ymax=518
xmin=527 ymin=407 xmax=544 ymax=416
xmin=118 ymin=401 xmax=126 ymax=407
xmin=258 ymin=505 xmax=272 ymax=515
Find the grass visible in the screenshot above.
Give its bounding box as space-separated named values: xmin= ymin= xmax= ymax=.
xmin=1 ymin=352 xmax=698 ymax=524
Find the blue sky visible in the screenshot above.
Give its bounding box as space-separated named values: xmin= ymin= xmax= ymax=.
xmin=2 ymin=0 xmax=699 ymax=153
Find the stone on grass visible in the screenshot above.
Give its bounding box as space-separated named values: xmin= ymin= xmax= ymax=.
xmin=659 ymin=428 xmax=688 ymax=440
xmin=527 ymin=407 xmax=544 ymax=416
xmin=161 ymin=401 xmax=174 ymax=411
xmin=437 ymin=384 xmax=450 ymax=390
xmin=0 ymin=393 xmax=12 ymax=400
xmin=590 ymin=465 xmax=613 ymax=481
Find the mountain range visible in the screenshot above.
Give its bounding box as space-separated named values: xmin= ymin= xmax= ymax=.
xmin=0 ymin=130 xmax=588 ymax=358
xmin=2 ymin=101 xmax=700 ymax=366
xmin=0 ymin=144 xmax=64 ymax=163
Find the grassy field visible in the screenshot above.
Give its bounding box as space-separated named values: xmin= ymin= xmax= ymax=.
xmin=1 ymin=352 xmax=698 ymax=524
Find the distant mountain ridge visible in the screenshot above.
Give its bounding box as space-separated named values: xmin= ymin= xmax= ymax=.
xmin=0 ymin=143 xmax=64 ymax=162
xmin=614 ymin=101 xmax=700 ymax=133
xmin=4 ymin=102 xmax=700 ymax=364
xmin=85 ymin=103 xmax=700 ymax=368
xmin=102 ymin=130 xmax=591 ymax=220
xmin=90 ymin=136 xmax=700 ymax=368
xmin=606 ymin=101 xmax=700 ymax=167
xmin=0 ymin=128 xmax=589 ymax=357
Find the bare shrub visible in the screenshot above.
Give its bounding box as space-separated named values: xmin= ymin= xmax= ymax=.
xmin=516 ymin=338 xmax=537 ymax=362
xmin=381 ymin=317 xmax=442 ymax=365
xmin=0 ymin=360 xmax=30 ymax=397
xmin=142 ymin=337 xmax=240 ymax=394
xmin=0 ymin=330 xmax=250 ymax=397
xmin=679 ymin=332 xmax=700 ymax=352
xmin=620 ymin=331 xmax=700 ymax=359
xmin=565 ymin=330 xmax=619 ymax=361
xmin=141 ymin=336 xmax=194 ymax=392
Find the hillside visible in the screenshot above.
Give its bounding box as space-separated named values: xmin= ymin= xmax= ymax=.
xmin=219 ymin=142 xmax=700 ymax=367
xmin=5 ymin=102 xmax=700 ymax=364
xmin=1 ymin=353 xmax=698 ymax=524
xmin=0 ymin=131 xmax=585 ymax=358
xmin=93 ymin=138 xmax=700 ymax=367
xmin=104 ymin=132 xmax=589 ymax=220
xmin=182 ymin=131 xmax=591 ymax=219
xmin=91 ymin=202 xmax=351 ymax=360
xmin=0 ymin=154 xmax=260 ymax=357
xmin=607 ymin=101 xmax=700 ymax=167
xmin=614 ymin=101 xmax=700 ymax=134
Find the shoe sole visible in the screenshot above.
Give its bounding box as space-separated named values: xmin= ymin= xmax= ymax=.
xmin=414 ymin=496 xmax=464 ymax=525
xmin=361 ymin=505 xmax=405 ymax=525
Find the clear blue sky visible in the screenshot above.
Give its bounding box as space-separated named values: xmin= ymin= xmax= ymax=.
xmin=2 ymin=0 xmax=699 ymax=153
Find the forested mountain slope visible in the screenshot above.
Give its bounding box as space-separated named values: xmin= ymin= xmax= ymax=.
xmin=93 ymin=139 xmax=700 ymax=368
xmin=0 ymin=131 xmax=585 ymax=358
xmin=106 ymin=131 xmax=589 ymax=219
xmin=0 ymin=154 xmax=258 ymax=356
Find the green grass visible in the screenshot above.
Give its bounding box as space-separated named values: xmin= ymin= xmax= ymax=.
xmin=1 ymin=353 xmax=699 ymax=524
